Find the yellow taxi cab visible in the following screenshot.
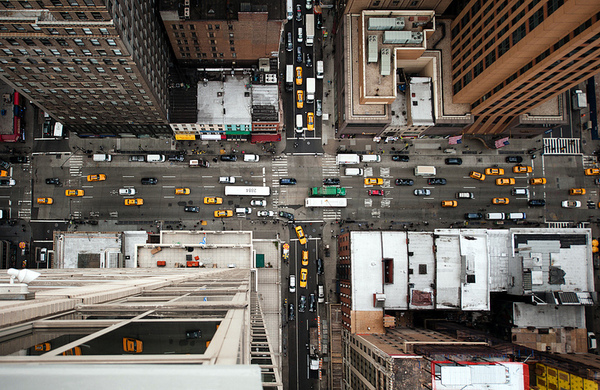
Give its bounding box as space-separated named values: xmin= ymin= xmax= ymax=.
xmin=204 ymin=196 xmax=223 ymax=205
xmin=0 ymin=170 xmax=7 ymax=177
xmin=37 ymin=197 xmax=53 ymax=205
xmin=86 ymin=174 xmax=106 ymax=182
xmin=34 ymin=343 xmax=51 ymax=352
xmin=307 ymin=112 xmax=314 ymax=131
xmin=569 ymin=188 xmax=586 ymax=195
xmin=296 ymin=90 xmax=304 ymax=109
xmin=492 ymin=197 xmax=510 ymax=205
xmin=585 ymin=168 xmax=600 ymax=176
xmin=496 ymin=178 xmax=515 ymax=185
xmin=295 ymin=225 xmax=307 ymax=245
xmin=469 ymin=171 xmax=485 ymax=181
xmin=441 ymin=200 xmax=457 ymax=207
xmin=62 ymin=347 xmax=82 ymax=356
xmin=124 ymin=198 xmax=143 ymax=206
xmin=295 ymin=66 xmax=302 ymax=85
xmin=175 ymin=188 xmax=190 ymax=195
xmin=484 ymin=168 xmax=504 ymax=175
xmin=65 ymin=189 xmax=84 ymax=197
xmin=300 ymin=268 xmax=308 ymax=288
xmin=513 ymin=165 xmax=532 ymax=173
xmin=364 ymin=177 xmax=383 ymax=186
xmin=302 ymin=250 xmax=309 ymax=266
xmin=123 ymin=337 xmax=143 ymax=353
xmin=530 ymin=178 xmax=546 ymax=185
xmin=214 ymin=210 xmax=233 ymax=218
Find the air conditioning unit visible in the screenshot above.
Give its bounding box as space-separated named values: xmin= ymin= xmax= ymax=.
xmin=184 ymin=8 xmax=190 ymax=18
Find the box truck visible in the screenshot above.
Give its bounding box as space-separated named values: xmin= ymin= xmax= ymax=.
xmin=285 ymin=64 xmax=293 ymax=92
xmin=414 ymin=166 xmax=436 ymax=176
xmin=336 ymin=154 xmax=360 ymax=165
xmin=306 ymin=78 xmax=315 ymax=103
xmin=305 ymin=14 xmax=314 ymax=46
xmin=573 ymin=90 xmax=587 ymax=109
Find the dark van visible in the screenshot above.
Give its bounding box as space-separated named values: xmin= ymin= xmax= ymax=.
xmin=445 ymin=157 xmax=462 ymax=165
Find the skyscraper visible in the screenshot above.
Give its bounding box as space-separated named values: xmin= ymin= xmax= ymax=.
xmin=451 ymin=0 xmax=600 ymax=135
xmin=0 ymin=0 xmax=172 ymax=137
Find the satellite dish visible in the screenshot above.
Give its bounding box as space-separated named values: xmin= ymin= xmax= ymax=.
xmin=7 ymin=268 xmax=40 ymax=285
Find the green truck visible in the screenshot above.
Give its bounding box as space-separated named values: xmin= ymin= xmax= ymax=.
xmin=310 ymin=187 xmax=346 ymax=197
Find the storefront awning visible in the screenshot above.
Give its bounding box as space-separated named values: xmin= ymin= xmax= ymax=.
xmin=251 ymin=134 xmax=281 ymax=143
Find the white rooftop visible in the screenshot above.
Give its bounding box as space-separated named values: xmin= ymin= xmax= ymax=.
xmin=409 ymin=77 xmax=434 ymax=126
xmin=197 ymin=75 xmax=252 ymax=125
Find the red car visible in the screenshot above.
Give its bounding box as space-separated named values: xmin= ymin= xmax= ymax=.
xmin=368 ymin=190 xmax=384 ymax=196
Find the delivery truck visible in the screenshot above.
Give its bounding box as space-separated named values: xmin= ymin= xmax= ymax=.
xmin=414 ymin=166 xmax=436 ymax=176
xmin=306 ymin=78 xmax=315 ymax=103
xmin=285 ymin=64 xmax=293 ymax=92
xmin=305 ymin=14 xmax=314 ymax=46
xmin=336 ymin=154 xmax=360 ymax=165
xmin=310 ymin=187 xmax=346 ymax=197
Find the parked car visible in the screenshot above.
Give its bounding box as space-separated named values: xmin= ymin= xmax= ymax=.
xmin=392 ymin=155 xmax=409 ymax=162
xmin=445 ymin=158 xmax=462 ymax=165
xmin=414 ymin=189 xmax=431 ymax=196
xmin=129 ymin=155 xmax=145 ymax=162
xmin=427 ymin=178 xmax=447 ymax=185
xmin=288 ymin=302 xmax=295 ymax=320
xmin=506 ymin=155 xmax=523 ymax=163
xmin=299 ymin=295 xmax=306 ymax=312
xmin=395 ymin=178 xmax=414 ymax=186
xmin=0 ymin=179 xmax=15 ymax=187
xmin=167 ymin=154 xmax=185 ymax=162
xmin=464 ymin=213 xmax=483 ymax=220
xmin=184 ymin=206 xmax=200 ymax=213
xmin=220 ymin=155 xmax=237 ymax=162
xmin=316 ymin=100 xmax=322 ymax=116
xmin=317 ymin=258 xmax=324 ymax=275
xmin=308 ymin=294 xmax=316 ymax=312
xmin=141 ymin=177 xmax=158 ymax=185
xmin=9 ymin=156 xmax=27 ymax=164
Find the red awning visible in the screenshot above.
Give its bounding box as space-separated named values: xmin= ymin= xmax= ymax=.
xmin=251 ymin=134 xmax=281 ymax=143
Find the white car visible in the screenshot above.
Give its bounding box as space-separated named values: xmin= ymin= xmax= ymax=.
xmin=257 ymin=210 xmax=275 ymax=217
xmin=219 ymin=176 xmax=236 ymax=184
xmin=251 ymin=199 xmax=267 ymax=207
xmin=561 ymin=200 xmax=581 ymax=208
xmin=119 ymin=188 xmax=136 ymax=196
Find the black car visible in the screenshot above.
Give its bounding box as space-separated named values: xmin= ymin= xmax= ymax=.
xmin=392 ymin=155 xmax=409 ymax=162
xmin=427 ymin=178 xmax=447 ymax=185
xmin=299 ymin=295 xmax=306 ymax=312
xmin=395 ymin=178 xmax=414 ymax=186
xmin=184 ymin=206 xmax=200 ymax=213
xmin=506 ymin=155 xmax=523 ymax=163
xmin=306 ymin=52 xmax=312 ymax=68
xmin=0 ymin=160 xmax=9 ymax=170
xmin=167 ymin=154 xmax=185 ymax=162
xmin=445 ymin=157 xmax=462 ymax=165
xmin=129 ymin=155 xmax=145 ymax=162
xmin=465 ymin=213 xmax=483 ymax=220
xmin=279 ymin=211 xmax=295 ymax=221
xmin=308 ymin=294 xmax=316 ymax=312
xmin=323 ymin=178 xmax=340 ymax=186
xmin=296 ymin=46 xmax=303 ymax=63
xmin=317 ymin=258 xmax=324 ymax=275
xmin=295 ymin=4 xmax=302 ymax=21
xmin=288 ymin=302 xmax=295 ymax=320
xmin=280 ymin=178 xmax=297 ymax=185
xmin=528 ymin=199 xmax=546 ymax=207
xmin=141 ymin=177 xmax=158 ymax=185
xmin=220 ymin=154 xmax=237 ymax=162
xmin=9 ymin=156 xmax=27 ymax=164
xmin=45 ymin=178 xmax=61 ymax=185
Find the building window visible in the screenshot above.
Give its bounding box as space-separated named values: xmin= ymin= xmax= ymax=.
xmin=65 ymin=28 xmax=76 ymax=35
xmin=215 ymin=24 xmax=220 ymax=30
xmin=82 ymin=49 xmax=92 ymax=56
xmin=1 ymin=1 xmax=15 ymax=8
xmin=208 ymin=32 xmax=214 ymax=38
xmin=74 ymin=39 xmax=84 ymax=46
xmin=107 ymin=39 xmax=116 ymax=46
xmin=228 ymin=24 xmax=233 ymax=30
xmin=97 ymin=50 xmax=107 ymax=56
xmin=60 ymin=12 xmax=72 ymax=20
xmin=91 ymin=12 xmax=102 ymax=20
xmin=112 ymin=49 xmax=122 ymax=56
xmin=207 ymin=24 xmax=212 ymax=30
xmin=76 ymin=12 xmax=88 ymax=20
xmin=83 ymin=28 xmax=92 ymax=35
xmin=99 ymin=28 xmax=109 ymax=35
xmin=90 ymin=39 xmax=100 ymax=46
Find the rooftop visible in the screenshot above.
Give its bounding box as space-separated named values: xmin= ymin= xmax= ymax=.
xmin=197 ymin=75 xmax=252 ymax=125
xmin=159 ymin=0 xmax=284 ymax=21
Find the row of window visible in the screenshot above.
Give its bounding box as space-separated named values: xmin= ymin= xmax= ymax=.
xmin=2 ymin=0 xmax=96 ymax=8
xmin=5 ymin=37 xmax=117 ymax=47
xmin=172 ymin=23 xmax=234 ymax=31
xmin=179 ymin=52 xmax=236 ymax=59
xmin=176 ymin=39 xmax=236 ymax=46
xmin=2 ymin=47 xmax=123 ymax=56
xmin=0 ymin=56 xmax=130 ymax=69
xmin=174 ymin=32 xmax=236 ymax=39
xmin=0 ymin=25 xmax=114 ymax=36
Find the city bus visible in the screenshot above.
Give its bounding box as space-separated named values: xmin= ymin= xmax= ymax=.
xmin=305 ymin=198 xmax=348 ymax=208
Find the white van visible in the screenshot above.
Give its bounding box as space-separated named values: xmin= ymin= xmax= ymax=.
xmin=236 ymin=207 xmax=252 ymax=216
xmin=485 ymin=213 xmax=505 ymax=220
xmin=244 ymin=154 xmax=259 ymax=162
xmin=318 ymin=284 xmax=324 ymax=303
xmin=147 ymin=154 xmax=165 ymax=162
xmin=414 ymin=166 xmax=436 ymax=176
xmin=456 ymin=192 xmax=474 ymax=199
xmin=289 ymin=275 xmax=296 ymax=293
xmin=361 ymin=155 xmax=381 ymax=163
xmin=507 ymin=212 xmax=526 ymax=220
xmin=345 ymin=168 xmax=364 ymax=176
xmin=92 ymin=154 xmax=111 ymax=162
xmin=316 ymin=60 xmax=324 ymax=79
xmin=511 ymin=188 xmax=529 ymax=196
xmin=297 ymin=27 xmax=303 ymax=43
xmin=296 ymin=114 xmax=303 ymax=132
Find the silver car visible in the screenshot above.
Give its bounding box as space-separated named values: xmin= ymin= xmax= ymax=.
xmin=316 ymin=100 xmax=322 ymax=116
xmin=413 ymin=189 xmax=431 ymax=196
